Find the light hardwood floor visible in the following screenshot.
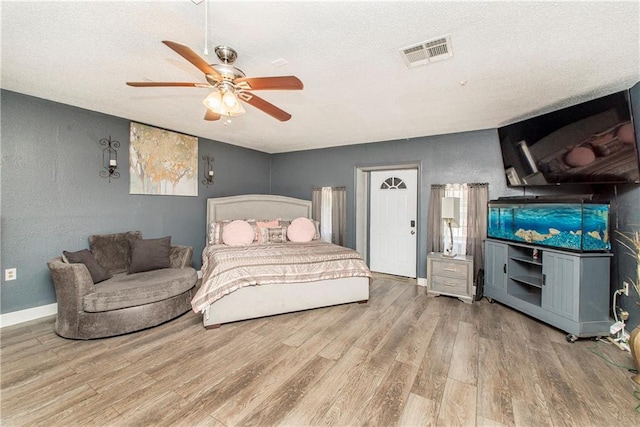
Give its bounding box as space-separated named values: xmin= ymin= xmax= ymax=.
xmin=1 ymin=275 xmax=639 ymax=426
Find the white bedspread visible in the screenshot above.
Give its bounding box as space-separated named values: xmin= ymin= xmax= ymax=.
xmin=192 ymin=241 xmax=372 ymax=313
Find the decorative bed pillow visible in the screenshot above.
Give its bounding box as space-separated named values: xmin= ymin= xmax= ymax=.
xmin=281 ymin=219 xmax=320 ymax=239
xmin=63 ymin=249 xmax=112 ymax=284
xmin=222 ymin=220 xmax=255 ymax=246
xmin=210 ymin=220 xmax=258 ymax=245
xmin=256 ymin=220 xmax=279 ymax=243
xmin=266 ymin=227 xmax=287 ymax=243
xmin=278 ymin=219 xmax=291 ymax=232
xmin=128 ymin=236 xmax=171 ymax=274
xmin=287 ymin=217 xmax=317 ymax=242
xmin=209 ymin=220 xmax=232 ymax=245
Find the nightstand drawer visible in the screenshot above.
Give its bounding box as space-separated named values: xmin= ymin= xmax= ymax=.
xmin=431 ymin=260 xmax=469 ymax=279
xmin=427 ymin=252 xmax=474 ymax=303
xmin=431 ymin=275 xmax=468 ymax=295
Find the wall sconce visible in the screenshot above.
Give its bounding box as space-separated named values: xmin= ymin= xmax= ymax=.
xmin=441 ymin=196 xmax=460 ymax=257
xmin=202 ymin=154 xmax=215 ymax=187
xmin=99 ymin=136 xmax=120 ymax=182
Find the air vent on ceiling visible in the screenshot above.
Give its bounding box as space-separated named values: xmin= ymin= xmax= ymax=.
xmin=400 ymin=35 xmax=453 ymax=68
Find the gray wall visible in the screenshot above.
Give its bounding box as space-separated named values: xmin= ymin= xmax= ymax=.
xmin=270 ymin=129 xmax=521 ymax=279
xmin=612 ymin=183 xmax=640 ymax=328
xmin=3 ymin=85 xmax=640 ymax=329
xmin=613 ymin=81 xmax=640 ymax=328
xmin=271 ymin=83 xmax=640 ymax=328
xmin=1 ymin=90 xmax=271 ymax=314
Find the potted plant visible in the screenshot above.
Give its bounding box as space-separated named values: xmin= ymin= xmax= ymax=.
xmin=617 ymin=230 xmax=640 ymax=300
xmin=617 ymin=230 xmax=640 ymax=384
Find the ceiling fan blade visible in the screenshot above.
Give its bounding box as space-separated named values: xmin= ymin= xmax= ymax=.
xmin=204 ymin=109 xmax=221 ymax=121
xmin=162 ymin=40 xmax=222 ymax=81
xmin=239 ymin=93 xmax=292 ymax=121
xmin=126 ymin=82 xmax=207 ymax=87
xmin=235 ymin=76 xmax=303 ymax=90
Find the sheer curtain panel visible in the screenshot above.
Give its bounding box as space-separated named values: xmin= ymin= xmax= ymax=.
xmin=444 ymin=183 xmax=468 ymax=256
xmin=427 ymin=185 xmax=446 ymax=253
xmin=465 ymin=183 xmax=488 ymax=281
xmin=312 ymin=187 xmax=347 ymax=245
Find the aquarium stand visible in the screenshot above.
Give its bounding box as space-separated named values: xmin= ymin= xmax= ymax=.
xmin=484 ymin=239 xmax=612 ymax=340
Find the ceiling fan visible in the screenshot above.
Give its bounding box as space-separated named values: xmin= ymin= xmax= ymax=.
xmin=126 ymin=41 xmax=303 ymax=122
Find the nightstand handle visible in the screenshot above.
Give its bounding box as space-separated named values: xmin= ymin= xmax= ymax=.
xmin=443 ymin=282 xmax=456 ymax=287
xmin=443 ymin=267 xmax=456 ymax=272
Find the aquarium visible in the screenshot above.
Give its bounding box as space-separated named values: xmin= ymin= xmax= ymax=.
xmin=487 ymin=200 xmax=610 ymax=252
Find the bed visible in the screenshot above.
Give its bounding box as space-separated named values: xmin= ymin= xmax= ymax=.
xmin=194 ymin=194 xmax=372 ymax=329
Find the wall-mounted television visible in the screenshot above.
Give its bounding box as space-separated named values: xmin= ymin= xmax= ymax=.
xmin=498 ymin=89 xmax=640 ymax=186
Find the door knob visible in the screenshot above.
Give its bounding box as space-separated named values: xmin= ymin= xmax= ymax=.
xmin=410 ymin=230 xmax=416 ymax=235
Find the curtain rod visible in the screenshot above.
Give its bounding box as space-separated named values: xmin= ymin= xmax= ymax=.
xmin=431 ymin=182 xmax=488 ymax=188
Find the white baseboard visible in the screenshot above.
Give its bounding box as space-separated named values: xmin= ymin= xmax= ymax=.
xmin=417 ymin=278 xmax=427 ymax=287
xmin=0 ymin=303 xmax=58 ymax=328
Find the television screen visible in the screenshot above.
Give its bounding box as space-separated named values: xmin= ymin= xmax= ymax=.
xmin=498 ymin=90 xmax=640 ymax=186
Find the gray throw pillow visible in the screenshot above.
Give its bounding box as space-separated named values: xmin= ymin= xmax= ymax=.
xmin=89 ymin=231 xmax=142 ymax=275
xmin=63 ymin=249 xmax=112 ymax=284
xmin=128 ymin=236 xmax=171 ymax=274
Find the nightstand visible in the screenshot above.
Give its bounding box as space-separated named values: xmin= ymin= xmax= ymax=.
xmin=426 ymin=252 xmax=474 ymax=303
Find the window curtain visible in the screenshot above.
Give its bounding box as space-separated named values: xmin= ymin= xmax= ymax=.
xmin=465 ymin=183 xmax=488 ymax=281
xmin=444 ymin=183 xmax=469 ymax=256
xmin=427 ymin=185 xmax=446 ymax=253
xmin=312 ymin=187 xmax=347 ymax=245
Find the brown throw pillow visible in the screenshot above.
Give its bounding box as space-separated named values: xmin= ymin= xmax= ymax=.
xmin=63 ymin=249 xmax=112 ymax=284
xmin=128 ymin=236 xmax=171 ymax=274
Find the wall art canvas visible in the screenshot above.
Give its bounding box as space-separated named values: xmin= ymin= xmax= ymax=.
xmin=129 ymin=122 xmax=198 ymax=196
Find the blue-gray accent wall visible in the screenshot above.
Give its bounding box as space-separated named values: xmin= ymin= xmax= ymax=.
xmin=2 ymin=85 xmax=640 ymax=330
xmin=613 ymin=82 xmax=640 ymax=328
xmin=1 ymin=90 xmax=271 ymax=314
xmin=269 ymin=82 xmax=640 ymax=329
xmin=270 ymin=129 xmax=522 ymax=279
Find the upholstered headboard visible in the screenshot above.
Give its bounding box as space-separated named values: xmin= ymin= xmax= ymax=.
xmin=206 ymin=194 xmax=312 ymax=235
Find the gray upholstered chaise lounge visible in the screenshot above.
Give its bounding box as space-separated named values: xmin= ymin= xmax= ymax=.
xmin=47 ymin=231 xmax=197 ymax=339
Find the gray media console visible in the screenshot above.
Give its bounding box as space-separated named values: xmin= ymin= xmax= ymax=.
xmin=484 ymin=238 xmax=612 ymax=342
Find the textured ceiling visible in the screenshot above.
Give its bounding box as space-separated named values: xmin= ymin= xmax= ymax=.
xmin=2 ymin=1 xmax=639 ymax=153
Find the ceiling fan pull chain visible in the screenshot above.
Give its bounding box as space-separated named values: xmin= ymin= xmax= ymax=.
xmin=203 ymin=0 xmax=209 ymax=55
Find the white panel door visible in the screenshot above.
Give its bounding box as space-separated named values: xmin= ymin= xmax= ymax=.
xmin=369 ymin=169 xmax=418 ymax=278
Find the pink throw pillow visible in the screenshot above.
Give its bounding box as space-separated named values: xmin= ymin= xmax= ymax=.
xmin=256 ymin=220 xmax=279 ymax=243
xmin=287 ymin=217 xmax=317 ymax=242
xmin=222 ymin=220 xmax=255 ymax=246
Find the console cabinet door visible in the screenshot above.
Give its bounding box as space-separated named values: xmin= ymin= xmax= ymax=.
xmin=541 ymin=252 xmax=578 ymax=321
xmin=484 ymin=240 xmax=507 ymax=295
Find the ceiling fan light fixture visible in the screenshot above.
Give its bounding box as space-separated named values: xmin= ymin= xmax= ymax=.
xmin=223 ymin=90 xmax=238 ymax=108
xmin=203 ymin=89 xmax=245 ymax=116
xmin=229 ymin=99 xmax=246 ymax=115
xmin=203 ymin=90 xmax=223 ymax=113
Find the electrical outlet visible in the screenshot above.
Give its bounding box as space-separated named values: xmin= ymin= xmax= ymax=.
xmin=4 ymin=268 xmax=17 ymax=281
xmin=623 ymin=281 xmax=630 ymax=296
